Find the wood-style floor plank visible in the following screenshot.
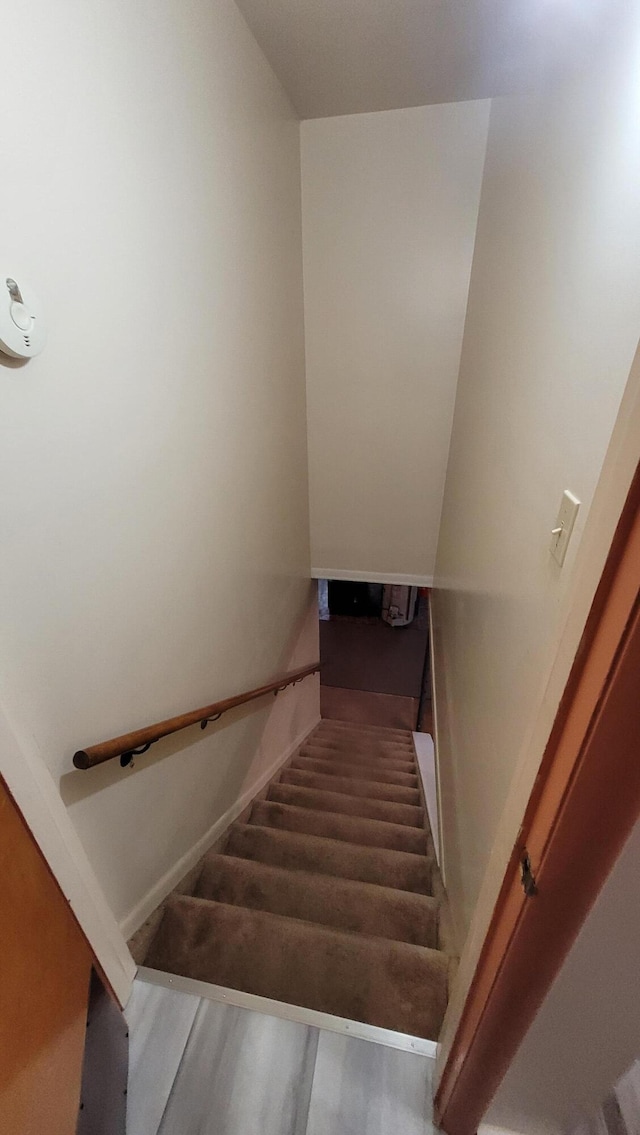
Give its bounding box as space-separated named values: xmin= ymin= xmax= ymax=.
xmin=126 ymin=977 xmax=437 ymax=1135
xmin=305 ymin=1031 xmax=435 ymax=1135
xmin=157 ymin=998 xmax=318 ymax=1135
xmin=125 ymin=981 xmax=200 ymax=1135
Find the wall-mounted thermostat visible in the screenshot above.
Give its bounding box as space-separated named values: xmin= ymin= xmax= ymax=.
xmin=0 ymin=273 xmax=46 ymax=358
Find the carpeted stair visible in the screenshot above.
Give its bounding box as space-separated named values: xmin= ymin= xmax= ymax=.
xmin=143 ymin=719 xmax=452 ymax=1040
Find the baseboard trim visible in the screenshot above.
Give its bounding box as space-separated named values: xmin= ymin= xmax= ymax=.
xmin=135 ymin=965 xmax=438 ymax=1058
xmin=413 ymin=732 xmax=440 ymax=870
xmin=119 ymin=716 xmax=321 ymax=940
xmin=428 ymin=599 xmax=446 ymax=885
xmin=311 ymin=568 xmax=434 ymax=587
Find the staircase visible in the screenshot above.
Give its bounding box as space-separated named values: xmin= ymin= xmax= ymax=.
xmin=143 ymin=719 xmax=451 ymax=1040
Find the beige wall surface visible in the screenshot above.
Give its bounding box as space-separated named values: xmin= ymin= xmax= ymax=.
xmin=0 ymin=0 xmax=318 ymax=930
xmin=302 ymin=102 xmax=490 ymax=584
xmin=431 ymin=21 xmax=640 ymax=949
xmin=437 ymin=336 xmax=640 ymax=1099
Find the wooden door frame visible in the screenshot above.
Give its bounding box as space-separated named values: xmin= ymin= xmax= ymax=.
xmin=434 ymin=459 xmax=640 ymax=1135
xmin=0 ymin=774 xmax=94 ymax=1133
xmin=0 ymin=708 xmax=135 ymax=1005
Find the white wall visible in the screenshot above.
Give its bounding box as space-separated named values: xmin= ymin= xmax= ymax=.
xmin=301 ymin=102 xmax=490 ymax=584
xmin=0 ymin=0 xmax=318 ymax=933
xmin=430 ymin=19 xmax=640 ymax=953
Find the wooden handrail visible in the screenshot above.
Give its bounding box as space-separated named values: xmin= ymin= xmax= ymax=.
xmin=73 ymin=661 xmax=320 ymax=770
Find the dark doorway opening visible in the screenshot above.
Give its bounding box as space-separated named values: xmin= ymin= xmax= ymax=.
xmin=318 ymin=581 xmax=432 ymax=732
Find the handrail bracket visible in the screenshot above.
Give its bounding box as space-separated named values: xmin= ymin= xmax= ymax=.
xmin=200 ymin=711 xmax=224 ymax=730
xmin=120 ymin=741 xmax=154 ymax=768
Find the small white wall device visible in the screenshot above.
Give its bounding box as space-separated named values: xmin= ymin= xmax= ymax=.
xmin=0 ymin=273 xmax=46 ymax=358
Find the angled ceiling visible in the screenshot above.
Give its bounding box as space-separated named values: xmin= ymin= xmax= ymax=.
xmin=235 ymin=0 xmax=609 ymax=119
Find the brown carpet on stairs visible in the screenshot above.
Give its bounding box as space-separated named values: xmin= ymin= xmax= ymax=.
xmin=143 ymin=719 xmax=452 ymax=1040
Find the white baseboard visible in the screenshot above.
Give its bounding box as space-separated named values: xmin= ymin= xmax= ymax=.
xmin=412 ymin=732 xmax=440 ymax=870
xmin=119 ymin=716 xmax=320 ymax=940
xmin=311 ymin=568 xmax=433 ymax=587
xmin=428 ymin=599 xmax=446 ymax=886
xmin=136 ymin=966 xmax=438 ymax=1058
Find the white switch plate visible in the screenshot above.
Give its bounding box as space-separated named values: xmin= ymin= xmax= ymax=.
xmin=551 ymin=490 xmax=581 ymax=567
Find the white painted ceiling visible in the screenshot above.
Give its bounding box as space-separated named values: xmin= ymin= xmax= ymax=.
xmin=235 ymin=0 xmax=609 ymax=118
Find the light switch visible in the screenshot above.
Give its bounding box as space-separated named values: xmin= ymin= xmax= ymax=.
xmin=550 ymin=490 xmax=581 ymax=567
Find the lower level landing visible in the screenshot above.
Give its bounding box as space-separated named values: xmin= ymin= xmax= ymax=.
xmin=125 ymin=971 xmax=438 ymax=1135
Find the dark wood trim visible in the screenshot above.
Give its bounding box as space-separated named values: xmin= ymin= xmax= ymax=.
xmin=73 ymin=662 xmax=320 ymax=770
xmin=434 ymin=462 xmax=640 ymax=1135
xmin=0 ymin=775 xmax=93 ymax=1133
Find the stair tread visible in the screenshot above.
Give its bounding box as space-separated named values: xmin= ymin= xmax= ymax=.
xmin=300 ymin=742 xmax=416 ymax=771
xmin=268 ymin=781 xmax=424 ymax=827
xmin=292 ymin=755 xmax=418 ymax=788
xmin=251 ymin=799 xmax=426 ymax=855
xmin=316 ymin=721 xmax=414 ymax=740
xmin=146 ymin=894 xmax=448 ymax=1040
xmin=281 ymin=767 xmax=421 ymax=805
xmin=315 ymin=735 xmax=415 ymax=751
xmin=225 ymin=823 xmax=433 ymax=894
xmin=196 ymin=853 xmax=439 ymax=947
xmin=312 ymin=731 xmax=414 ymax=750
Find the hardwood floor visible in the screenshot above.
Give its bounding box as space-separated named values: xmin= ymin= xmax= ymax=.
xmin=125 ymin=975 xmax=437 ymax=1135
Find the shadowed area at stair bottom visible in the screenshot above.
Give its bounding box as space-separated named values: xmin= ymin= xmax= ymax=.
xmin=143 ymin=719 xmax=451 ymax=1040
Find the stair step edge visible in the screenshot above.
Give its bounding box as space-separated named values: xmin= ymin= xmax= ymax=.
xmin=196 ymin=854 xmax=440 ymax=947
xmin=201 ymin=851 xmax=438 ymax=905
xmin=161 ymin=892 xmax=447 ymax=961
xmin=281 ymin=769 xmax=421 ymax=804
xmin=301 ymin=743 xmax=416 ymax=764
xmin=317 ymin=721 xmax=414 ymax=738
xmin=269 ymin=783 xmax=424 ymax=823
xmin=230 ymin=822 xmax=433 ymax=866
xmin=254 ymin=799 xmax=426 ymax=838
xmin=292 ymin=758 xmax=418 ymax=786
